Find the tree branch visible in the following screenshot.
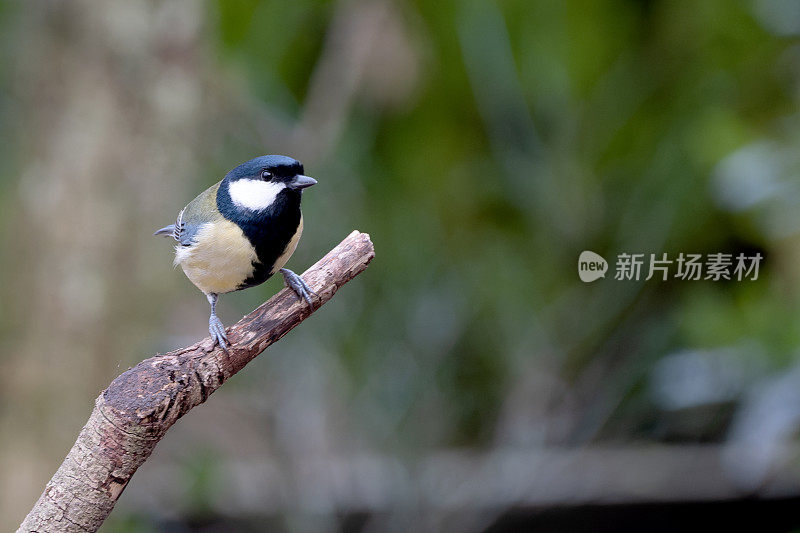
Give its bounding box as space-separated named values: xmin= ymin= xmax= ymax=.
xmin=18 ymin=230 xmax=375 ymax=533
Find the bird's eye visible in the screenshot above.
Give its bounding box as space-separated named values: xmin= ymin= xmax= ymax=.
xmin=260 ymin=170 xmax=272 ymax=180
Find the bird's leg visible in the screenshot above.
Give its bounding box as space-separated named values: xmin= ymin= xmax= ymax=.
xmin=206 ymin=292 xmax=229 ymax=350
xmin=280 ymin=268 xmax=316 ymax=307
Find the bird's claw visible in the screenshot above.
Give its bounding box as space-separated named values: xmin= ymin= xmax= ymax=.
xmin=209 ymin=314 xmax=229 ymax=351
xmin=280 ymin=268 xmax=316 ymax=308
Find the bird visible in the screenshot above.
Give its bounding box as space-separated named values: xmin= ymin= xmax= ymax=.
xmin=155 ymin=155 xmax=317 ymax=349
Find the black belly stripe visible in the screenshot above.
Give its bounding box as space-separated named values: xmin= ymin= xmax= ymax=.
xmin=217 ymin=184 xmax=302 ymax=291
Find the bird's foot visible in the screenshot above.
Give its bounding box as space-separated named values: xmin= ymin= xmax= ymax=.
xmin=209 ymin=314 xmax=229 ymax=351
xmin=280 ymin=268 xmax=316 ymax=307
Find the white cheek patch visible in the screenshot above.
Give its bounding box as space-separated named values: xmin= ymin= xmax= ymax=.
xmin=228 ymin=179 xmax=286 ymax=211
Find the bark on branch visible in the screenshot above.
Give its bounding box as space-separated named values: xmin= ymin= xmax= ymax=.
xmin=18 ymin=230 xmax=375 ymax=533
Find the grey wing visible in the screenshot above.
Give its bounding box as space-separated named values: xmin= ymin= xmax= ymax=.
xmin=174 ymin=208 xmax=204 ymax=247
xmin=156 ymin=182 xmax=221 ymax=246
xmin=154 ymin=208 xmax=201 ymax=246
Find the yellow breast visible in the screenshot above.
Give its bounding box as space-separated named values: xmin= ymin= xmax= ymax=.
xmin=174 ymin=218 xmax=259 ymax=295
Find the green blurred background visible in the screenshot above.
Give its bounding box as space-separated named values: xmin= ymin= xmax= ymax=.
xmin=2 ymin=0 xmax=800 ymax=531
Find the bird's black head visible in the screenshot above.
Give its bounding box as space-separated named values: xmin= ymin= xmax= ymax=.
xmin=226 ymin=155 xmax=306 ymax=184
xmin=220 ymin=155 xmax=317 ymax=214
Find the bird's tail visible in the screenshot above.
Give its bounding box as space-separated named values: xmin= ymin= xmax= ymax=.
xmin=154 ymin=224 xmax=176 ymax=237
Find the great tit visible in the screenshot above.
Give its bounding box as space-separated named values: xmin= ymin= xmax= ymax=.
xmin=155 ymin=155 xmax=317 ymax=349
